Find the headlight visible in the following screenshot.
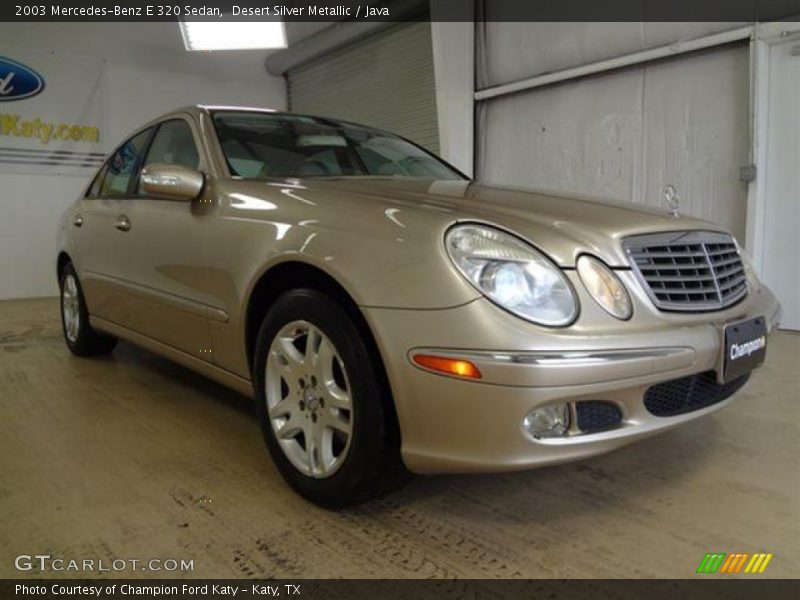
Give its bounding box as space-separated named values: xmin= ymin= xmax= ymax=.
xmin=735 ymin=239 xmax=760 ymax=292
xmin=576 ymin=255 xmax=632 ymax=320
xmin=445 ymin=224 xmax=578 ymax=326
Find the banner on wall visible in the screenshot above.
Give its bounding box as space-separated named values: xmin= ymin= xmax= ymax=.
xmin=0 ymin=46 xmax=106 ymax=176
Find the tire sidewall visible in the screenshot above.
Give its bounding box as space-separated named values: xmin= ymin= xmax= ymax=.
xmin=253 ymin=289 xmax=388 ymax=508
xmin=59 ymin=263 xmax=115 ymax=356
xmin=59 ymin=264 xmax=90 ymax=354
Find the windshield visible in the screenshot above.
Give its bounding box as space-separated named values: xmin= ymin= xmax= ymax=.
xmin=212 ymin=111 xmax=465 ymax=180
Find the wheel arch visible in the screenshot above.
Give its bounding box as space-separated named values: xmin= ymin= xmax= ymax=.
xmin=244 ymin=261 xmax=392 ymax=401
xmin=57 ymin=251 xmax=72 ymax=280
xmin=245 ymin=260 xmax=402 ymax=455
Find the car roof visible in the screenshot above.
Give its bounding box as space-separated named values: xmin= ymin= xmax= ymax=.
xmin=197 ymin=104 xmax=280 ymax=115
xmin=164 ymin=105 xmax=368 ymax=129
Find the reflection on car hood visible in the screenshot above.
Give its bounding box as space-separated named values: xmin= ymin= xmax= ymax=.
xmin=293 ymin=177 xmax=724 ymax=267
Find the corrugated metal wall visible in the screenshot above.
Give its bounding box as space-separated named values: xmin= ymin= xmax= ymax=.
xmin=476 ymin=22 xmax=751 ymax=240
xmin=476 ymin=22 xmax=747 ymax=89
xmin=287 ymin=21 xmax=440 ymax=153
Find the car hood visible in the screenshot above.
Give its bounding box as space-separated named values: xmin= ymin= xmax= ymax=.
xmin=292 ymin=177 xmax=726 ymax=267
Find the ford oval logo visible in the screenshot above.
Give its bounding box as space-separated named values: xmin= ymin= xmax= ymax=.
xmin=0 ymin=56 xmax=45 ymax=102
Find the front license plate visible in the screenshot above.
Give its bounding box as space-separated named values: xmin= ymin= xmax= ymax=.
xmin=721 ymin=316 xmax=767 ymax=383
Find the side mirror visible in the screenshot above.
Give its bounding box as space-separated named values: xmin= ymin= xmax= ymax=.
xmin=140 ymin=163 xmax=204 ymax=201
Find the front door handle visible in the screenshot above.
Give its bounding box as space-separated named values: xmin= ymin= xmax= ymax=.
xmin=72 ymin=214 xmax=83 ymax=227
xmin=114 ymin=215 xmax=131 ymax=232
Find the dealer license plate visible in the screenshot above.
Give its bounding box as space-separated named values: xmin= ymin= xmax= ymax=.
xmin=720 ymin=316 xmax=767 ymax=384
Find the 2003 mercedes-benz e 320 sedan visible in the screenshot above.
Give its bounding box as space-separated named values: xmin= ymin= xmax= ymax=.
xmin=57 ymin=105 xmax=780 ymax=507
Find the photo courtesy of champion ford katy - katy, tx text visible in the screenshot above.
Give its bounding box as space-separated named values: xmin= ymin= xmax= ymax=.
xmin=0 ymin=1 xmax=798 ymax=599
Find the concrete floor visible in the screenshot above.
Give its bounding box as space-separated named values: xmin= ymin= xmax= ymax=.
xmin=0 ymin=298 xmax=798 ymax=579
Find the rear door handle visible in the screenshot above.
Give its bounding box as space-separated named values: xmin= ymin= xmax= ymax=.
xmin=114 ymin=215 xmax=131 ymax=232
xmin=72 ymin=214 xmax=83 ymax=227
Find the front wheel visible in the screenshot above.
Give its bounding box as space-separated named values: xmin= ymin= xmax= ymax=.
xmin=59 ymin=263 xmax=117 ymax=356
xmin=253 ymin=288 xmax=407 ymax=508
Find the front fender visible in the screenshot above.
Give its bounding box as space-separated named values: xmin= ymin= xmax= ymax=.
xmin=215 ymin=179 xmax=481 ymax=311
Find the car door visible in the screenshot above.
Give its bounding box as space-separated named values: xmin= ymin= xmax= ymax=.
xmin=108 ymin=116 xmax=217 ymax=360
xmin=74 ymin=127 xmax=155 ymax=325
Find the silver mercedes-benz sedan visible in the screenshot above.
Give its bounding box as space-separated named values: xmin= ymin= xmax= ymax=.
xmin=56 ymin=105 xmax=781 ymax=507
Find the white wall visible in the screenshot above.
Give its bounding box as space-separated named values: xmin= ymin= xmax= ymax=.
xmin=0 ymin=23 xmax=286 ymax=299
xmin=760 ymin=36 xmax=800 ymax=329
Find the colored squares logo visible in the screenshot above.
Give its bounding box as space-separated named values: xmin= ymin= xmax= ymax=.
xmin=697 ymin=553 xmax=773 ymax=574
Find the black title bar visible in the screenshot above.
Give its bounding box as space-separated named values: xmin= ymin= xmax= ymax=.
xmin=2 ymin=0 xmax=800 ymax=22
xmin=3 ymin=579 xmax=800 ymax=600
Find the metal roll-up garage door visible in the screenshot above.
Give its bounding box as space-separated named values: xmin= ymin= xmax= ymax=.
xmin=287 ymin=21 xmax=440 ymax=153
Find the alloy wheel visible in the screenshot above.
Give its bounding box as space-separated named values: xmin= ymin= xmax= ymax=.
xmin=265 ymin=320 xmax=353 ymax=478
xmin=62 ymin=274 xmax=81 ymax=343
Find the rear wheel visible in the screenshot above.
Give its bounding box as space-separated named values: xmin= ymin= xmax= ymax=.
xmin=253 ymin=288 xmax=407 ymax=508
xmin=59 ymin=263 xmax=117 ymax=356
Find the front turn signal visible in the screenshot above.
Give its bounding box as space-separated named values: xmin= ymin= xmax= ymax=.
xmin=412 ymin=354 xmax=482 ymax=379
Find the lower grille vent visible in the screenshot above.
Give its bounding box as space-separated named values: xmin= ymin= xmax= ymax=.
xmin=644 ymin=371 xmax=750 ymax=417
xmin=575 ymin=401 xmax=623 ymax=433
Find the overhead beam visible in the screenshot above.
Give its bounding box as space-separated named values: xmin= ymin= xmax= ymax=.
xmin=474 ymin=25 xmax=755 ymax=101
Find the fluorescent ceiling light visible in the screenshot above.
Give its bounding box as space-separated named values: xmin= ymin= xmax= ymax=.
xmin=180 ymin=21 xmax=287 ymax=51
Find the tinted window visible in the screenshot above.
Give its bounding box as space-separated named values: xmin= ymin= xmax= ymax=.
xmin=100 ymin=128 xmax=152 ymax=197
xmin=143 ymin=120 xmax=199 ymax=170
xmin=353 ymin=138 xmax=456 ymax=178
xmin=212 ymin=111 xmax=464 ymax=180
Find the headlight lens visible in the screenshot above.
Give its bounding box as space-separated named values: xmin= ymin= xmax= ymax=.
xmin=735 ymin=239 xmax=759 ymax=292
xmin=576 ymin=255 xmax=632 ymax=320
xmin=445 ymin=224 xmax=578 ymax=326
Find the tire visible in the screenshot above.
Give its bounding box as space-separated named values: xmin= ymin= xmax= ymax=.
xmin=253 ymin=288 xmax=408 ymax=508
xmin=59 ymin=263 xmax=117 ymax=357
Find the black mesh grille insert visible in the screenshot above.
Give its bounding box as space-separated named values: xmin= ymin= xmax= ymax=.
xmin=644 ymin=371 xmax=750 ymax=417
xmin=575 ymin=401 xmax=623 ymax=433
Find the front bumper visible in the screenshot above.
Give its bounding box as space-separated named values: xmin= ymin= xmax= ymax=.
xmin=363 ymin=272 xmax=781 ymax=474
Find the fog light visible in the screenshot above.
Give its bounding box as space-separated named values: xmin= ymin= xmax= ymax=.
xmin=523 ymin=404 xmax=570 ymax=439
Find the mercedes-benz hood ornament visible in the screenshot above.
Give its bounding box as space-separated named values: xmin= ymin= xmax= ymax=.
xmin=664 ymin=184 xmax=681 ymax=218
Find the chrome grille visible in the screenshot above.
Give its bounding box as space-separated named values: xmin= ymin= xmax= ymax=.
xmin=623 ymin=231 xmax=747 ymax=312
